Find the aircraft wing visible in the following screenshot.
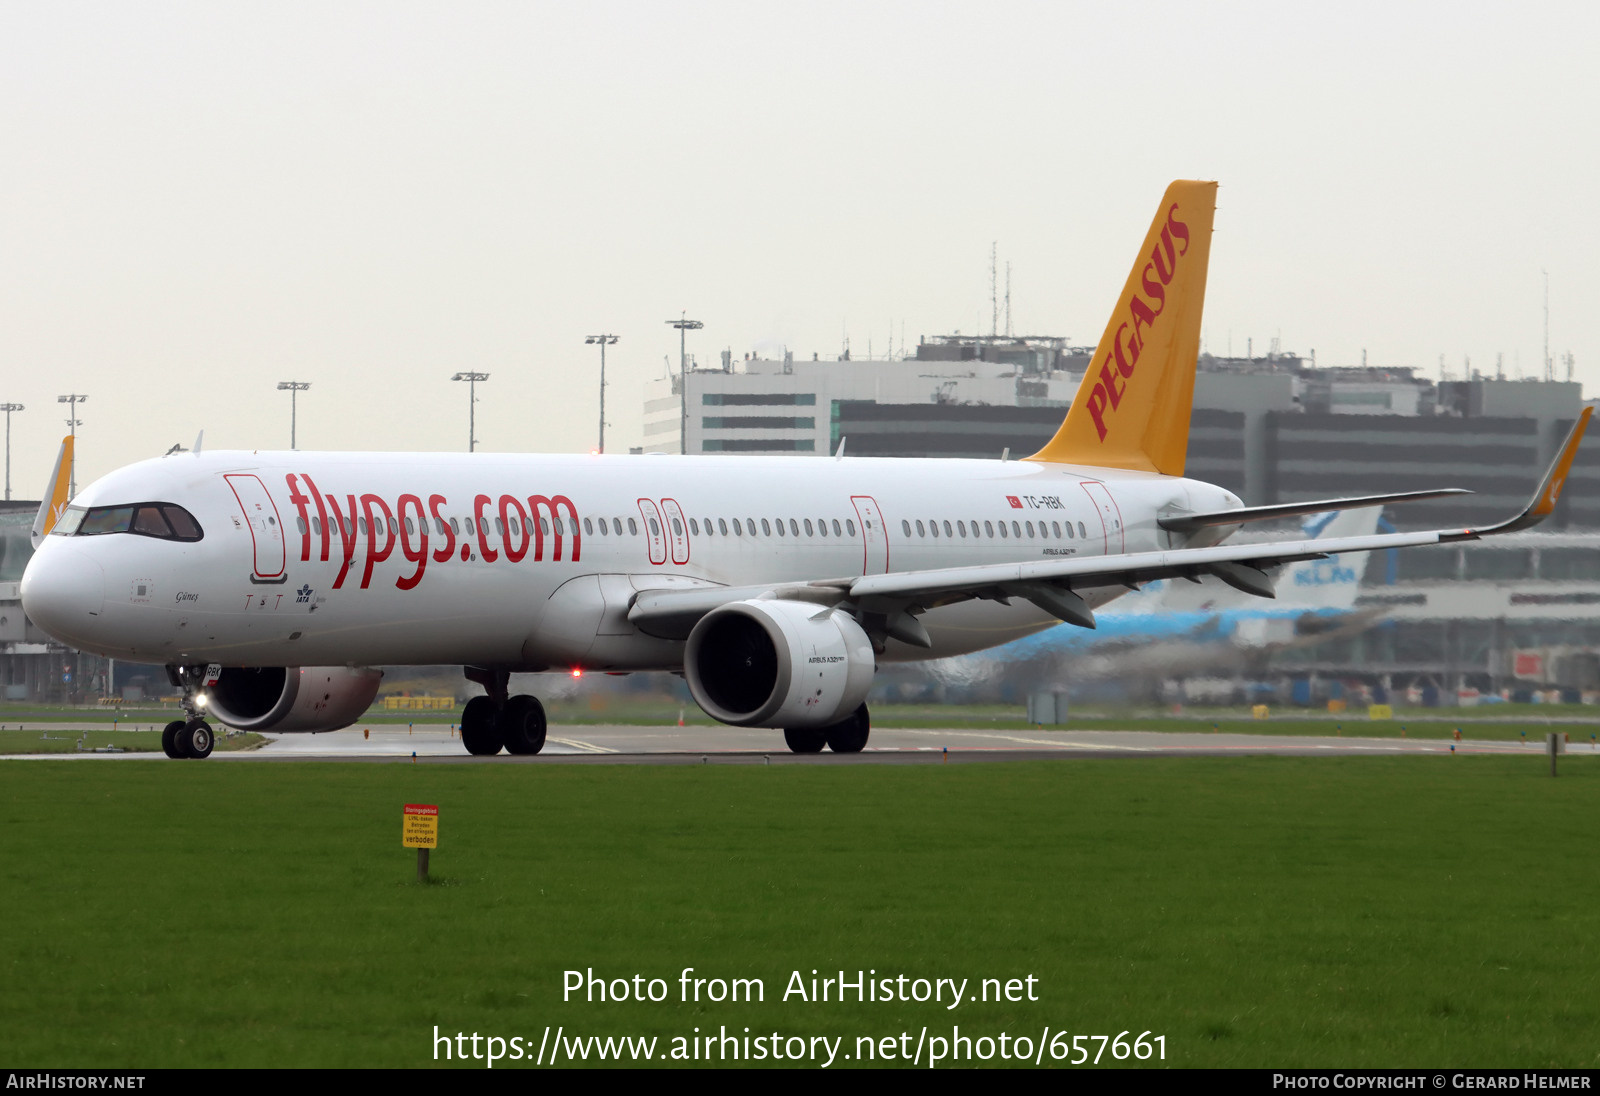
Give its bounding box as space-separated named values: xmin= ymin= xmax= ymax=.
xmin=631 ymin=407 xmax=1590 ymax=642
xmin=1157 ymin=488 xmax=1470 ymax=533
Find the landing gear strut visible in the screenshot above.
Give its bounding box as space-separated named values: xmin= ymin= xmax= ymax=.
xmin=162 ymin=664 xmax=217 ymax=760
xmin=460 ymin=667 xmax=546 ymax=757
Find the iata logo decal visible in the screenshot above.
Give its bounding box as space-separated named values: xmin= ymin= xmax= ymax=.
xmin=295 ymin=584 xmax=314 ymax=604
xmin=284 ymin=474 xmax=582 ymax=594
xmin=1084 ymin=202 xmax=1192 ymax=442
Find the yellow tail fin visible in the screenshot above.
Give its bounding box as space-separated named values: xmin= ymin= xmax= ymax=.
xmin=1027 ymin=180 xmax=1217 ymax=474
xmin=30 ymin=435 xmax=74 ymax=546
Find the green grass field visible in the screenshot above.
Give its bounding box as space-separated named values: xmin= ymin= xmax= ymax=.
xmin=2 ymin=755 xmax=1597 ymax=1068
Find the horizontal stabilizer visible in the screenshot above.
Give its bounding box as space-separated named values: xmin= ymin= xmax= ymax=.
xmin=1159 ymin=489 xmax=1472 ymax=534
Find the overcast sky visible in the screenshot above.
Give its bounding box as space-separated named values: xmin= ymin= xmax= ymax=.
xmin=3 ymin=1 xmax=1597 ymax=494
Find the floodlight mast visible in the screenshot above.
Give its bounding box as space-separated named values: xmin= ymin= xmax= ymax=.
xmin=585 ymin=335 xmax=619 ymax=453
xmin=276 ymin=381 xmax=311 ymax=450
xmin=0 ymin=402 xmax=22 ymax=501
xmin=57 ymin=393 xmax=87 ymax=497
xmin=666 ymin=314 xmax=702 ymax=453
xmin=451 ymin=372 xmax=490 ymax=452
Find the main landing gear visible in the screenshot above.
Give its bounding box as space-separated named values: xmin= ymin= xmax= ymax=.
xmin=784 ymin=704 xmax=870 ymax=755
xmin=161 ymin=664 xmax=217 ymax=760
xmin=459 ymin=667 xmax=547 ymax=756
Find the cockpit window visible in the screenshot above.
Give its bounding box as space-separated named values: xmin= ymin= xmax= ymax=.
xmin=55 ymin=502 xmax=204 ymax=542
xmin=79 ymin=506 xmax=134 ymax=535
xmin=163 ymin=507 xmax=201 ymax=540
xmin=52 ymin=506 xmax=87 ymax=537
xmin=132 ymin=507 xmax=172 ymax=537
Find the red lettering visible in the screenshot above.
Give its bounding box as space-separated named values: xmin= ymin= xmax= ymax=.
xmin=1128 ymin=294 xmax=1159 ymax=348
xmin=285 ymin=475 xmax=313 ymax=563
xmin=428 ymin=494 xmax=455 ymax=563
xmin=498 ymin=495 xmax=530 ymax=562
xmin=1085 ymin=382 xmax=1111 ymax=441
xmin=325 ymin=494 xmax=359 ymax=589
xmin=1150 ymin=224 xmax=1177 ymax=284
xmin=395 ymin=494 xmax=427 ymax=591
xmin=1140 ymin=263 xmax=1167 ymax=313
xmin=301 ymin=474 xmax=332 ymax=562
xmin=360 ymin=494 xmax=395 ymax=589
xmin=1112 ymin=323 xmax=1141 ymax=378
xmin=527 ymin=495 xmax=582 ymax=562
xmin=1098 ymin=357 xmax=1128 ymax=411
xmin=473 ymin=495 xmax=499 ymax=562
xmin=1167 ymin=203 xmax=1190 ymax=255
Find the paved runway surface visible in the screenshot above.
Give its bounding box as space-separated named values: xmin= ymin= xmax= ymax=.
xmin=7 ymin=721 xmax=1596 ymax=764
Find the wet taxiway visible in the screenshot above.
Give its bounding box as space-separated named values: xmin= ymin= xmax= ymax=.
xmin=5 ymin=721 xmax=1594 ymax=764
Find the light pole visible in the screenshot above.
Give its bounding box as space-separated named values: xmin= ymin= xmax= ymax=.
xmin=451 ymin=372 xmax=489 ymax=452
xmin=665 ymin=314 xmax=702 ymax=453
xmin=0 ymin=403 xmax=21 ymax=501
xmin=57 ymin=394 xmax=87 ymax=497
xmin=585 ymin=335 xmax=619 ymax=453
xmin=276 ymin=381 xmax=311 ymax=449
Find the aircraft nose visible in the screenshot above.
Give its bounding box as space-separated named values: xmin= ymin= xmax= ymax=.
xmin=20 ymin=543 xmax=107 ymax=644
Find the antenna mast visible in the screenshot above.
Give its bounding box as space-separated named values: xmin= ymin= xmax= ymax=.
xmin=1005 ymin=261 xmax=1012 ymax=337
xmin=990 ymin=242 xmax=998 ymax=338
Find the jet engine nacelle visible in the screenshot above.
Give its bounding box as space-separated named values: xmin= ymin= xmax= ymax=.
xmin=684 ymin=599 xmax=875 ymax=728
xmin=204 ymin=666 xmax=384 ymax=732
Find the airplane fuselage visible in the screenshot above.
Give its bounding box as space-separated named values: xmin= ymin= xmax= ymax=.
xmin=21 ymin=450 xmax=1240 ymax=670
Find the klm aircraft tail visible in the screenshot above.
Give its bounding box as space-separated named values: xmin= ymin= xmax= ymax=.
xmin=1028 ymin=180 xmax=1217 ymax=475
xmin=1281 ymin=508 xmax=1383 ymax=612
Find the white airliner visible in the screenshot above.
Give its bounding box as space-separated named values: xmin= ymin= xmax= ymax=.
xmin=19 ymin=181 xmax=1591 ymax=759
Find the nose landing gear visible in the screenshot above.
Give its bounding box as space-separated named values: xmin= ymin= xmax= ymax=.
xmin=460 ymin=667 xmax=547 ymax=756
xmin=161 ymin=664 xmax=218 ymax=760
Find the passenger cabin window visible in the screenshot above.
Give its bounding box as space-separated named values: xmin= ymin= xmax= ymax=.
xmin=56 ymin=502 xmax=204 ymax=542
xmin=719 ymin=518 xmax=729 ymax=536
xmin=845 ymin=520 xmax=856 ymax=536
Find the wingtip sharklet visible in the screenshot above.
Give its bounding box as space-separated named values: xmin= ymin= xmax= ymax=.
xmin=1443 ymin=405 xmax=1592 ymax=540
xmin=30 ymin=436 xmax=74 ymax=548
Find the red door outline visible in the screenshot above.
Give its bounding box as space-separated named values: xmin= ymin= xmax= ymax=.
xmin=225 ymin=473 xmax=287 ymax=583
xmin=660 ymin=498 xmax=690 ymax=565
xmin=1079 ymin=481 xmax=1125 ymax=554
xmin=636 ymin=499 xmax=667 ymax=566
xmin=850 ymin=495 xmax=889 ymax=575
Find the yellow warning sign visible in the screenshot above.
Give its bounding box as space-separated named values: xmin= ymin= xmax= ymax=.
xmin=403 ymin=803 xmax=438 ymax=849
xmin=1368 ymin=704 xmax=1394 ymax=720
